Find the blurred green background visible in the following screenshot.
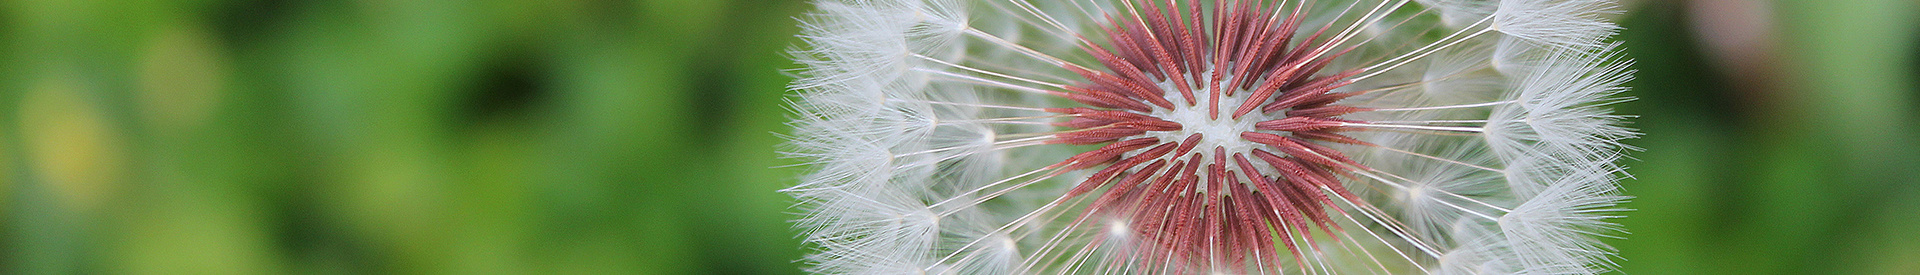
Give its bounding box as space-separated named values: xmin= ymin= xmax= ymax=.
xmin=0 ymin=0 xmax=1914 ymax=274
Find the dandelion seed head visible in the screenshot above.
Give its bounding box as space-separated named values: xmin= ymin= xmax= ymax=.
xmin=785 ymin=0 xmax=1636 ymax=274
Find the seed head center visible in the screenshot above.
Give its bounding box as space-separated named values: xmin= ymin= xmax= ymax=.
xmin=1145 ymin=72 xmax=1274 ymax=157
xmin=1040 ymin=2 xmax=1378 ymax=271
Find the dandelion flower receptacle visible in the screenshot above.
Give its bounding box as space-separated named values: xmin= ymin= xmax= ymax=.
xmin=784 ymin=0 xmax=1635 ymax=274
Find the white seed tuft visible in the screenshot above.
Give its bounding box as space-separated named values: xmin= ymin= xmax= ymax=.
xmin=784 ymin=1 xmax=1637 ymax=274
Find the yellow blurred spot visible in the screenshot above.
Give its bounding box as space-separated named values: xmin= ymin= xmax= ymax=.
xmin=21 ymin=74 xmax=127 ymax=212
xmin=138 ymin=26 xmax=228 ymax=132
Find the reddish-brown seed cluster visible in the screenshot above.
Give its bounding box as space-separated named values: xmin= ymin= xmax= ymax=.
xmin=1039 ymin=0 xmax=1386 ymax=272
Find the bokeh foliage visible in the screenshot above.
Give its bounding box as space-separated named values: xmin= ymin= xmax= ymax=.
xmin=0 ymin=0 xmax=1913 ymax=274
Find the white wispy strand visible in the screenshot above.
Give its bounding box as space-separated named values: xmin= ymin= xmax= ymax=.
xmin=791 ymin=0 xmax=969 ymax=91
xmin=1490 ymin=35 xmax=1551 ymax=75
xmin=1417 ymin=37 xmax=1506 ymax=104
xmin=802 ymin=191 xmax=943 ymax=274
xmin=1484 ymin=43 xmax=1636 ymax=176
xmin=1431 ymin=218 xmax=1512 ymax=275
xmin=1412 ymin=0 xmax=1497 ymax=28
xmin=792 ymin=3 xmax=912 ymax=91
xmin=938 ymin=211 xmax=1029 ymax=275
xmin=786 ymin=1 xmax=981 ymax=273
xmin=1492 ymin=0 xmax=1621 ymax=50
xmin=1370 ymin=134 xmax=1510 ymax=240
xmin=1497 ymin=164 xmax=1628 ymax=275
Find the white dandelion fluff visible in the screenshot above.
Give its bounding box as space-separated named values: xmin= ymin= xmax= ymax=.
xmin=783 ymin=0 xmax=1635 ymax=274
